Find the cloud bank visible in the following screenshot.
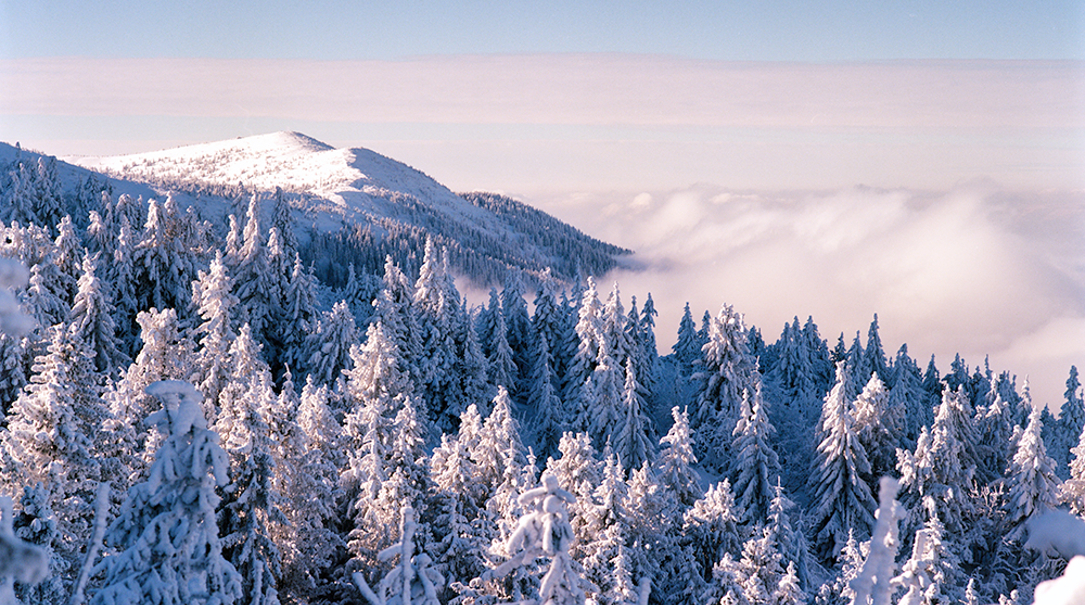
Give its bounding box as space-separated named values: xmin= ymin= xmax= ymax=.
xmin=527 ymin=183 xmax=1085 ymax=408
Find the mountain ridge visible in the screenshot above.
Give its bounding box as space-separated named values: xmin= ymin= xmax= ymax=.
xmin=7 ymin=133 xmax=631 ymax=288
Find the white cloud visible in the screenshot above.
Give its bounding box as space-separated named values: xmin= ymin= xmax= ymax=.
xmin=526 ymin=183 xmax=1085 ymax=408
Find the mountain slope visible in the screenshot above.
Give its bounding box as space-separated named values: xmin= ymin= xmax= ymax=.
xmin=66 ymin=132 xmax=630 ymax=286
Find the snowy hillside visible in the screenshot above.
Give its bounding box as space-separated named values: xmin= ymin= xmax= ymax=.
xmin=67 ymin=132 xmax=630 ymax=286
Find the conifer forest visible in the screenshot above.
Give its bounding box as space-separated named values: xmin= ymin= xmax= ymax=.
xmin=1 ymin=147 xmax=1084 ymax=605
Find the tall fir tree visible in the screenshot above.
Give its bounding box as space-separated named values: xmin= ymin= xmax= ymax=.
xmin=730 ymin=383 xmax=781 ymax=525
xmin=808 ymin=362 xmax=876 ymax=561
xmin=92 ymin=381 xmax=242 ymax=605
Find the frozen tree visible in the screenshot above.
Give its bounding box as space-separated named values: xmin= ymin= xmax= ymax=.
xmin=815 ymin=530 xmax=866 ymax=605
xmin=563 ymin=277 xmax=603 ymax=419
xmin=67 ymin=250 xmax=126 ymax=375
xmin=1004 ymin=390 xmax=1060 ymax=542
xmin=684 ymin=480 xmax=743 ymax=583
xmin=278 ymin=253 xmax=319 ymax=372
xmin=896 ymin=384 xmax=979 ymax=538
xmin=353 ymin=507 xmax=444 ymax=605
xmin=614 ymin=358 xmax=653 ymax=473
xmin=693 ymin=303 xmax=759 ymax=470
xmin=731 ymin=383 xmax=780 ymax=525
xmin=213 ymin=325 xmax=285 ymax=605
xmin=587 ymin=341 xmax=624 ymax=450
xmin=809 ymin=362 xmax=876 ymax=561
xmin=484 ymin=474 xmax=593 ymax=605
xmin=529 ymin=333 xmax=564 ymax=464
xmin=1062 ymin=424 xmax=1085 ymax=515
xmin=191 ymin=251 xmax=238 ymax=407
xmin=233 ymin=193 xmax=275 ymax=340
xmin=849 ymin=477 xmax=903 ymax=605
xmin=21 ymin=261 xmax=69 ymax=329
xmin=1052 ymin=366 xmax=1084 ymax=478
xmin=852 ymin=373 xmax=900 ymax=483
xmin=892 ymin=499 xmax=951 ymax=605
xmin=1 ymin=492 xmax=50 ymax=604
xmin=579 ymin=455 xmax=632 ymax=605
xmin=133 ymin=195 xmax=201 ymax=314
xmin=673 ymin=303 xmax=700 ymax=370
xmin=303 ymin=300 xmax=358 ymax=387
xmin=656 ymin=406 xmax=702 ymax=508
xmin=92 ymin=381 xmax=243 ymax=605
xmin=480 ymin=289 xmax=518 ymax=396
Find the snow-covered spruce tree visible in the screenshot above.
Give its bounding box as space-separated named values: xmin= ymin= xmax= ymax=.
xmin=808 ymin=361 xmax=876 ymax=562
xmin=372 ymin=256 xmax=422 ymax=383
xmin=863 ymin=315 xmax=890 ymax=388
xmin=815 ymin=530 xmax=866 ymax=605
xmin=562 ymin=277 xmax=603 ymax=428
xmin=1052 ymin=366 xmax=1084 ymax=479
xmin=852 ymin=373 xmax=901 ymax=484
xmin=427 ymin=430 xmax=489 ymax=600
xmin=190 ymin=250 xmax=238 ymax=408
xmin=692 ymin=303 xmax=759 ymax=472
xmin=528 ymin=333 xmax=564 ymax=464
xmin=766 ymin=480 xmax=812 ymax=595
xmin=600 ymin=282 xmax=631 ymax=373
xmin=303 ymin=300 xmax=358 ymax=388
xmin=532 ymin=273 xmax=572 ymax=387
xmin=480 ymin=288 xmax=518 ymax=397
xmin=277 ymin=253 xmax=319 ymax=374
xmin=579 ymin=454 xmax=634 ymax=605
xmin=656 ymin=406 xmax=702 ymax=509
xmin=104 ymin=307 xmax=194 ymax=487
xmin=544 ymin=432 xmax=601 ymax=549
xmin=896 ymin=384 xmax=980 ymax=541
xmin=1062 ymin=424 xmax=1085 ymax=515
xmin=1 ymin=490 xmax=50 ymax=603
xmin=10 ymin=482 xmax=67 ymax=604
xmin=353 ymin=506 xmax=444 ymax=605
xmin=21 ymin=260 xmax=69 ymax=329
xmin=587 ymin=340 xmax=624 ymax=451
xmin=730 ymin=383 xmax=780 ymax=525
xmin=0 ymin=323 xmax=109 ymax=590
xmin=276 ymin=376 xmax=345 ymax=599
xmin=684 ymin=479 xmax=743 ymax=583
xmin=614 ymin=358 xmax=653 ymax=473
xmin=890 ymin=344 xmax=927 ymax=450
xmin=672 ymin=303 xmax=700 ymax=371
xmin=92 ymin=380 xmax=242 ymax=605
xmin=341 ymin=320 xmax=428 ymax=564
xmin=891 ymin=499 xmax=954 ymax=605
xmin=232 ymin=193 xmax=276 ymax=343
xmin=108 ymin=214 xmax=140 ymax=356
xmin=849 ymin=477 xmax=903 ymax=605
xmin=1003 ymin=389 xmax=1060 ymax=543
xmin=631 ymin=293 xmax=659 ymax=399
xmin=483 ymin=474 xmax=593 ymax=605
xmin=213 ymin=324 xmax=286 ymax=605
xmin=67 ymin=250 xmax=126 ymax=376
xmin=133 ymin=195 xmax=203 ymax=316
xmin=501 ymin=270 xmax=533 ymax=391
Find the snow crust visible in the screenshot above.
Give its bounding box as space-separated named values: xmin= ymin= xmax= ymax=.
xmin=70 ymin=131 xmax=509 ymax=237
xmin=1025 ymin=509 xmax=1085 ymax=560
xmin=0 ymin=258 xmax=33 ymax=336
xmin=1032 ymin=556 xmax=1085 ymax=605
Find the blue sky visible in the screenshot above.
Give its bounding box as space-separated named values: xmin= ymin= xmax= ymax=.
xmin=1 ymin=1 xmax=1084 ymax=405
xmin=2 ymin=1 xmax=1082 ymax=61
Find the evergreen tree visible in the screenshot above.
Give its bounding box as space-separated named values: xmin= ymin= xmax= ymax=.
xmin=133 ymin=195 xmax=201 ymax=315
xmin=614 ymin=358 xmax=653 ymax=475
xmin=673 ymin=302 xmax=700 ymax=370
xmin=656 ymin=406 xmax=702 ymax=508
xmin=213 ymin=325 xmax=285 ymax=605
xmin=731 ymin=383 xmax=781 ymax=525
xmin=67 ymin=250 xmax=126 ymax=376
xmin=563 ymin=277 xmax=603 ymax=424
xmin=303 ymin=300 xmax=358 ymax=388
xmin=191 ymin=251 xmax=238 ymax=407
xmin=890 ymin=345 xmax=927 ymax=448
xmin=852 ymin=373 xmax=900 ymax=482
xmin=1003 ymin=390 xmax=1060 ymax=542
xmin=1062 ymin=423 xmax=1085 ymax=515
xmin=693 ymin=303 xmax=758 ymax=471
xmin=897 ymin=385 xmax=980 ymax=540
xmin=863 ymin=314 xmax=890 ymax=386
xmin=684 ymin=479 xmax=742 ymax=583
xmin=808 ymin=362 xmax=876 ymax=561
xmin=233 ymin=193 xmax=276 ymax=341
xmin=529 ymin=333 xmax=564 ymax=464
xmin=277 ymin=253 xmax=319 ymax=373
xmin=587 ymin=341 xmax=624 ymax=450
xmin=1052 ymin=366 xmax=1084 ymax=479
xmin=92 ymin=381 xmax=243 ymax=605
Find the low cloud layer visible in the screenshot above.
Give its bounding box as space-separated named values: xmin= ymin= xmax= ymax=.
xmin=527 ymin=184 xmax=1085 ymax=408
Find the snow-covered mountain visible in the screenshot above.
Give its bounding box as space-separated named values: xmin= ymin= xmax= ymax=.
xmin=64 ymin=132 xmax=630 ymax=286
